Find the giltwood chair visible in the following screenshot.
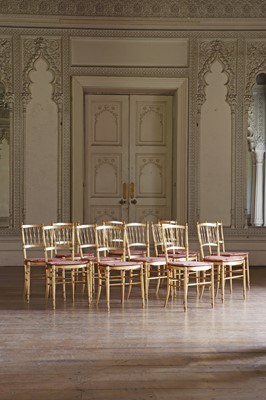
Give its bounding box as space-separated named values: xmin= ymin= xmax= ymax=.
xmin=22 ymin=224 xmax=48 ymax=302
xmin=162 ymin=223 xmax=215 ymax=311
xmin=43 ymin=225 xmax=91 ymax=309
xmin=75 ymin=224 xmax=121 ymax=294
xmin=125 ymin=222 xmax=149 ymax=258
xmin=103 ymin=220 xmax=125 ymax=258
xmin=52 ymin=222 xmax=80 ymax=259
xmin=217 ymin=221 xmax=250 ymax=289
xmin=75 ymin=224 xmax=97 ymax=294
xmin=126 ymin=222 xmax=167 ymax=301
xmin=151 ymin=222 xmax=164 ymax=257
xmin=197 ymin=222 xmax=246 ymax=303
xmin=151 ymin=222 xmax=198 ymax=260
xmin=75 ymin=224 xmax=97 ymax=259
xmin=95 ymin=224 xmax=145 ymax=310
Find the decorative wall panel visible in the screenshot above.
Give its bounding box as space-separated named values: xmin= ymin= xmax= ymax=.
xmin=22 ymin=36 xmax=62 ymax=107
xmin=135 ymin=206 xmax=166 ymax=223
xmin=196 ymin=39 xmax=237 ymax=227
xmin=137 ymin=103 xmax=165 ymax=145
xmin=136 ymin=155 xmax=164 ymax=197
xmin=91 ymin=206 xmax=122 ymax=223
xmin=71 ymin=38 xmax=188 ymax=68
xmin=92 ymin=155 xmax=121 ymax=197
xmin=21 ymin=36 xmax=63 ymax=223
xmin=92 ymin=103 xmax=121 ymax=145
xmin=197 ymin=39 xmax=237 ymax=112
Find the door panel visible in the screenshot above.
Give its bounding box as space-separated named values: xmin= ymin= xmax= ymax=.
xmin=85 ymin=94 xmax=172 ymax=223
xmin=85 ymin=95 xmax=129 ymax=223
xmin=129 ymin=95 xmax=173 ymax=222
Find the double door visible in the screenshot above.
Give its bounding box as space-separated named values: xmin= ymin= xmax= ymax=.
xmin=84 ymin=94 xmax=173 ymax=223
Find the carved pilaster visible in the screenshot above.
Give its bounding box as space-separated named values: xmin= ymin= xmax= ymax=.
xmin=0 ymin=36 xmax=14 ymax=234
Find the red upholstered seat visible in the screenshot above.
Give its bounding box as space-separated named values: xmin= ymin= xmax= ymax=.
xmin=46 ymin=259 xmax=88 ymax=267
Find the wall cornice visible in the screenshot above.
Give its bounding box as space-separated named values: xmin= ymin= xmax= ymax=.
xmin=0 ymin=0 xmax=266 ymax=19
xmin=1 ymin=15 xmax=266 ymax=31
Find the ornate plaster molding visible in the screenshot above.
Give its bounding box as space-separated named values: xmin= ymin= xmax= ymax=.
xmin=0 ymin=35 xmax=14 ymax=235
xmin=244 ymin=40 xmax=266 ymax=108
xmin=0 ymin=127 xmax=9 ymax=145
xmin=0 ymin=0 xmax=266 ymax=18
xmin=197 ymin=39 xmax=237 ymax=111
xmin=22 ymin=36 xmax=62 ymax=107
xmin=0 ymin=37 xmax=13 ymax=108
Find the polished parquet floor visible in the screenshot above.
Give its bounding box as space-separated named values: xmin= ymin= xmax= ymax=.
xmin=0 ymin=266 xmax=266 ymax=400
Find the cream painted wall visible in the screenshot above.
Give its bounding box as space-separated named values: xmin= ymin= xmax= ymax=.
xmin=70 ymin=37 xmax=188 ymax=67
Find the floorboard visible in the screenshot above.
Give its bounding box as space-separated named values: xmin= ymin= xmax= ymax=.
xmin=0 ymin=266 xmax=266 ymax=400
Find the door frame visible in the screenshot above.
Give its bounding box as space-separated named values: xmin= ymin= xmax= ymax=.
xmin=71 ymin=76 xmax=188 ymax=223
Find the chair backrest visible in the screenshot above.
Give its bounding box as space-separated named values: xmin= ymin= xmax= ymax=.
xmin=104 ymin=220 xmax=124 ymax=226
xmin=159 ymin=220 xmax=177 ymax=225
xmin=196 ymin=221 xmax=220 ymax=259
xmin=103 ymin=221 xmax=125 ymax=250
xmin=54 ymin=223 xmax=76 ymax=259
xmin=52 ymin=222 xmax=74 ymax=226
xmin=217 ymin=221 xmax=225 ymax=252
xmin=21 ymin=224 xmax=44 ymax=259
xmin=161 ymin=223 xmax=189 ymax=262
xmin=125 ymin=222 xmax=150 ymax=258
xmin=76 ymin=224 xmax=96 ymax=257
xmin=151 ymin=222 xmax=164 ymax=256
xmin=95 ymin=224 xmax=126 ymax=261
xmin=42 ymin=225 xmax=56 ymax=261
xmin=43 ymin=224 xmax=76 ymax=260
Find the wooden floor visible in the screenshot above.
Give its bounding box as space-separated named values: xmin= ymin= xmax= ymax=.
xmin=0 ymin=266 xmax=266 ymax=400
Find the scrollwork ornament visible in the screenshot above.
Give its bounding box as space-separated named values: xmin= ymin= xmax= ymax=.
xmin=255 ymin=135 xmax=265 ymax=152
xmin=245 ymin=41 xmax=266 ymax=97
xmin=197 ymin=39 xmax=237 ymax=110
xmin=22 ymin=36 xmax=62 ymax=107
xmin=0 ymin=128 xmax=9 ymax=145
xmin=0 ymin=38 xmax=13 ymax=106
xmin=244 ymin=94 xmax=254 ymax=111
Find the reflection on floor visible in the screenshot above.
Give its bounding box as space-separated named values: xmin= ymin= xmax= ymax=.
xmin=0 ymin=266 xmax=266 ymax=400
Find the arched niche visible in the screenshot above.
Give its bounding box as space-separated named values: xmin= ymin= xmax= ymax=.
xmin=246 ymin=72 xmax=266 ymax=227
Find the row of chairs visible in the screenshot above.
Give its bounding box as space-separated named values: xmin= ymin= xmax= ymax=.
xmin=21 ymin=221 xmax=249 ymax=311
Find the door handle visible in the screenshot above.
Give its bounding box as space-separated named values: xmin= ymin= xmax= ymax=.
xmin=122 ymin=182 xmax=128 ymax=200
xmin=130 ymin=182 xmax=135 ymax=199
xmin=131 ymin=198 xmax=137 ymax=205
xmin=119 ymin=183 xmax=127 ymax=205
